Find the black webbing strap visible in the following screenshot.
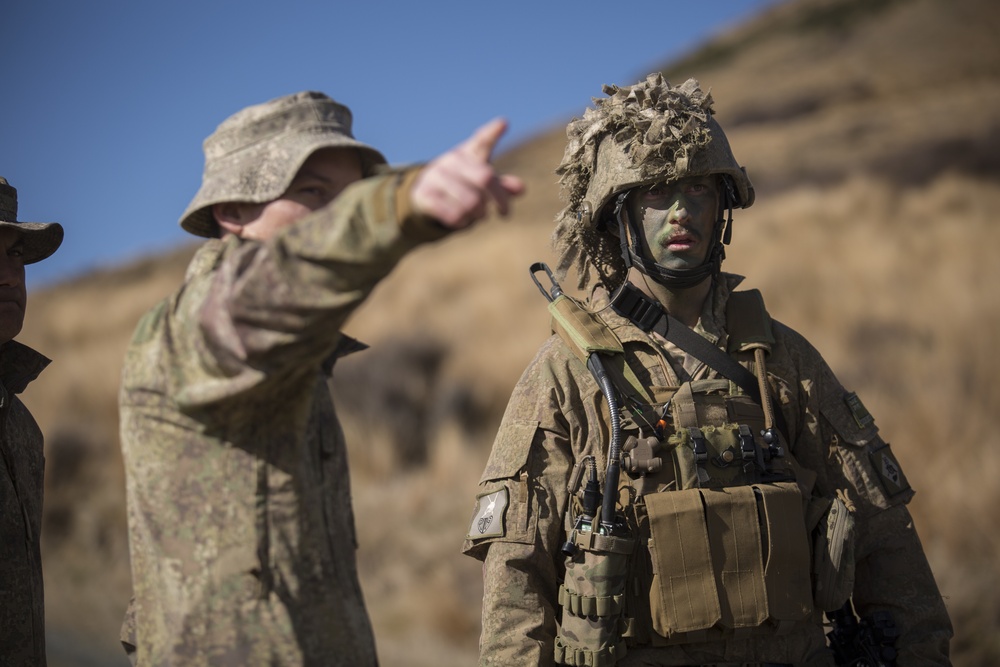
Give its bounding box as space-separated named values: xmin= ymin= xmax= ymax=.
xmin=657 ymin=312 xmax=764 ymax=405
xmin=610 ymin=282 xmax=787 ymax=435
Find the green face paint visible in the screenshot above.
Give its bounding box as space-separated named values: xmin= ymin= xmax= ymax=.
xmin=627 ymin=175 xmax=721 ymax=272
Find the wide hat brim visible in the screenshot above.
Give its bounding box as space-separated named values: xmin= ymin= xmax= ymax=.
xmin=179 ymin=132 xmax=386 ymax=238
xmin=0 ymin=221 xmax=64 ymax=264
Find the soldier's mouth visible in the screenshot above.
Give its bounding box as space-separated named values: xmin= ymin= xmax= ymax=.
xmin=0 ymin=289 xmax=24 ymax=307
xmin=663 ymin=233 xmax=697 ymax=249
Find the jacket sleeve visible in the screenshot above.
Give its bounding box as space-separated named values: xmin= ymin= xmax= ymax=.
xmin=777 ymin=325 xmax=953 ymax=665
xmin=163 ymin=168 xmax=447 ymax=411
xmin=463 ymin=338 xmax=602 ymax=666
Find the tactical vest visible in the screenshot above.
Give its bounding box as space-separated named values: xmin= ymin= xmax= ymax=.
xmin=547 ymin=287 xmax=854 ymax=667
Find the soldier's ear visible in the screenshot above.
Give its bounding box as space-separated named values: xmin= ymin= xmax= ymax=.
xmin=213 ymin=203 xmax=248 ymax=236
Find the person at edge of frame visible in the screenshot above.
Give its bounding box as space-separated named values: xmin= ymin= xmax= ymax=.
xmin=462 ymin=74 xmax=952 ymax=666
xmin=118 ymin=90 xmax=524 ymax=666
xmin=0 ymin=176 xmax=65 ymax=666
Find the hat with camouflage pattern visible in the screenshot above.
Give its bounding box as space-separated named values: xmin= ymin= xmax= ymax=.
xmin=0 ymin=177 xmax=64 ymax=264
xmin=179 ymin=91 xmax=387 ymax=238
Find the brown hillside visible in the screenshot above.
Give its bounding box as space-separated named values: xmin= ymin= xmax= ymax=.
xmin=17 ymin=0 xmax=1000 ymax=663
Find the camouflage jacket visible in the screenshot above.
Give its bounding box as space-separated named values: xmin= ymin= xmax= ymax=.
xmin=463 ymin=274 xmax=952 ymax=666
xmin=120 ymin=169 xmax=446 ymax=666
xmin=0 ymin=340 xmax=50 ymax=666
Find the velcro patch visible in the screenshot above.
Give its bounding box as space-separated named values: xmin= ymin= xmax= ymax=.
xmin=467 ymin=488 xmax=509 ymax=539
xmin=844 ymin=392 xmax=875 ymax=429
xmin=869 ymin=444 xmax=911 ymax=497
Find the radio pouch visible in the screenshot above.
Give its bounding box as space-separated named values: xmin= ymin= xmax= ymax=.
xmin=555 ymin=511 xmax=635 ymax=667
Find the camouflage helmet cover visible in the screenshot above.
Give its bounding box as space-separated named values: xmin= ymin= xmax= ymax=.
xmin=552 ymin=74 xmax=753 ymax=288
xmin=179 ymin=91 xmax=387 ymax=238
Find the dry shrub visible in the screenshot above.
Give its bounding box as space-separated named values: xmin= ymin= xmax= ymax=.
xmin=347 ymin=422 xmax=490 ymax=667
xmin=332 ymin=335 xmax=493 ymax=476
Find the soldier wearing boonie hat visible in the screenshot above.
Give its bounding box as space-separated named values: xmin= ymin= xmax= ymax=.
xmin=118 ymin=91 xmax=523 ymax=665
xmin=0 ymin=176 xmax=63 ymax=664
xmin=178 ymin=91 xmax=387 ymax=239
xmin=0 ymin=177 xmax=64 ymax=264
xmin=464 ymin=74 xmax=951 ymax=666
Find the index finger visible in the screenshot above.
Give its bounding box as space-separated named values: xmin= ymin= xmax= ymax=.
xmin=459 ymin=118 xmax=509 ymax=162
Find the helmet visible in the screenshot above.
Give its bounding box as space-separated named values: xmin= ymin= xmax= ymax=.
xmin=552 ymin=74 xmax=753 ymax=289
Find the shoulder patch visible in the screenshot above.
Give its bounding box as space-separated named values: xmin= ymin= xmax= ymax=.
xmin=844 ymin=392 xmax=875 ymax=429
xmin=869 ymin=440 xmax=911 ymax=497
xmin=467 ymin=488 xmax=509 ymax=539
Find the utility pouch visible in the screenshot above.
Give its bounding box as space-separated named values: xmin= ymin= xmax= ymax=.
xmin=644 ymin=482 xmax=813 ymax=640
xmin=665 ymin=380 xmax=797 ymax=490
xmin=555 ymin=516 xmax=635 ymax=667
xmin=807 ymin=494 xmax=856 ymax=612
xmin=667 ymin=423 xmax=748 ymax=490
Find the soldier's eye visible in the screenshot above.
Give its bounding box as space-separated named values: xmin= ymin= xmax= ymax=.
xmin=643 ymin=183 xmax=669 ymax=199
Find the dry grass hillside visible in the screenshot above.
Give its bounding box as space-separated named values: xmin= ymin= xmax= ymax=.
xmin=15 ymin=0 xmax=1000 ymax=663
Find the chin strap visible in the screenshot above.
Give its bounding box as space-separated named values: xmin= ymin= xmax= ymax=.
xmin=613 ymin=176 xmax=737 ymax=290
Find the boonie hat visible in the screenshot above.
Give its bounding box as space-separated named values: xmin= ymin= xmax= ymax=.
xmin=180 ymin=91 xmax=387 ymax=238
xmin=0 ymin=177 xmax=64 ymax=264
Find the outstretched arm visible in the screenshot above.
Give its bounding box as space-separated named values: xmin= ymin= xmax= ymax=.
xmin=162 ymin=120 xmax=524 ymax=410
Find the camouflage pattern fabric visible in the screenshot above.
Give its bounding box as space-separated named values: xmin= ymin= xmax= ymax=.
xmin=121 ymin=168 xmax=446 ymax=666
xmin=0 ymin=340 xmax=51 ymax=665
xmin=463 ymin=274 xmax=953 ymax=666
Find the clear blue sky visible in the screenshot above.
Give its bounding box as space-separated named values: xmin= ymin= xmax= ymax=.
xmin=2 ymin=0 xmax=779 ymax=288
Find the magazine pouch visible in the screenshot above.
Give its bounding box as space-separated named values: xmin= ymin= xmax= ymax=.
xmin=644 ymin=482 xmax=813 ymax=639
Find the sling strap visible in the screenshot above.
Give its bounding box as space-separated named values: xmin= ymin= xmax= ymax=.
xmin=610 ymin=281 xmax=788 ymax=436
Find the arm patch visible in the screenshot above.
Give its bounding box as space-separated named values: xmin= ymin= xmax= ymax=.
xmin=820 ymin=388 xmax=914 ymax=507
xmin=462 ymin=420 xmax=540 ymax=557
xmin=844 ymin=392 xmax=875 ymax=429
xmin=868 ymin=439 xmax=911 ymax=497
xmin=467 ymin=488 xmax=509 ymax=539
xmin=841 ymin=392 xmax=910 ymax=498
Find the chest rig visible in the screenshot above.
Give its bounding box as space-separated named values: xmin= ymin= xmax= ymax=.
xmin=532 ymin=267 xmax=816 ymax=666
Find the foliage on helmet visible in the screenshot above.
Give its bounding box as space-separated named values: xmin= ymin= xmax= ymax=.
xmin=551 ymin=74 xmax=750 ymax=289
xmin=558 ymin=75 xmax=714 ymax=217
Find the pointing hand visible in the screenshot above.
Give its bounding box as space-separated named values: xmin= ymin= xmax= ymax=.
xmin=410 ymin=118 xmax=526 ymax=229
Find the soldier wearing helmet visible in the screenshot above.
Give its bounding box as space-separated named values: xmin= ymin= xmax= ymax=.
xmin=463 ymin=75 xmax=952 ymax=666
